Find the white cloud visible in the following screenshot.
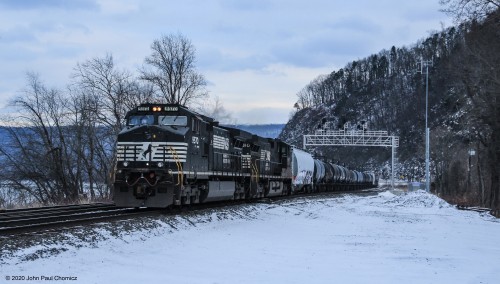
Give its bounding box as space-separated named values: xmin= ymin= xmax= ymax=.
xmin=206 ymin=63 xmax=332 ymax=123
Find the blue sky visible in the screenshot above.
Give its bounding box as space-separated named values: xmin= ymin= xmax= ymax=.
xmin=0 ymin=0 xmax=451 ymax=124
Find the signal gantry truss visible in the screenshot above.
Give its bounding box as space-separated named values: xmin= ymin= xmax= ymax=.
xmin=303 ymin=128 xmax=399 ymax=189
xmin=303 ymin=130 xmax=399 ymax=148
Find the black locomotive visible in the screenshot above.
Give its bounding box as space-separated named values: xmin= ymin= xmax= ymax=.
xmin=113 ymin=104 xmax=377 ymax=208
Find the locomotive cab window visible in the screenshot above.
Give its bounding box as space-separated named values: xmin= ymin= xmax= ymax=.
xmin=159 ymin=115 xmax=188 ymax=126
xmin=128 ymin=115 xmax=154 ymax=126
xmin=192 ymin=118 xmax=200 ymax=133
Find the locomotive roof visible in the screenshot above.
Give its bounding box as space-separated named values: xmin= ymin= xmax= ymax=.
xmin=219 ymin=125 xmax=253 ymax=140
xmin=127 ymin=103 xmax=215 ymax=123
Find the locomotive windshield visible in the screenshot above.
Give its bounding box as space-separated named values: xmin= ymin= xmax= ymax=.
xmin=128 ymin=115 xmax=154 ymax=126
xmin=159 ymin=115 xmax=187 ymax=126
xmin=126 ymin=115 xmax=188 ymax=126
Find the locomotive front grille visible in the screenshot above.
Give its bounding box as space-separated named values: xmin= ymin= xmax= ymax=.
xmin=117 ymin=141 xmax=188 ymax=163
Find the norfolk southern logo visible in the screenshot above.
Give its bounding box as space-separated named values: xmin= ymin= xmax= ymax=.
xmin=141 ymin=143 xmax=153 ymax=160
xmin=213 ymin=135 xmax=229 ymax=150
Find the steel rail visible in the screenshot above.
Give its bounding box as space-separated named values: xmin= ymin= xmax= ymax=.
xmin=0 ymin=208 xmax=160 ymax=236
xmin=0 ymin=204 xmax=117 ymax=221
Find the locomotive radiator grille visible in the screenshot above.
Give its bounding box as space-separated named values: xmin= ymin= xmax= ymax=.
xmin=117 ymin=141 xmax=188 ymax=163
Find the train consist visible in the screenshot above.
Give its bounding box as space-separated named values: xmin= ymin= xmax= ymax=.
xmin=113 ymin=104 xmax=377 ymax=208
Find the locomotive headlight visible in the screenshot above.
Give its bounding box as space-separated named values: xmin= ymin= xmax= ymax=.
xmin=123 ymin=161 xmax=129 ymax=167
xmin=157 ymin=162 xmax=164 ymax=168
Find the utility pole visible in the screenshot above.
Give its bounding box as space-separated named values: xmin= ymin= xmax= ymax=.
xmin=418 ymin=59 xmax=432 ymax=192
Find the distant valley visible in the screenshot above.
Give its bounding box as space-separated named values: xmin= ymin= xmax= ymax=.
xmin=225 ymin=124 xmax=285 ymax=139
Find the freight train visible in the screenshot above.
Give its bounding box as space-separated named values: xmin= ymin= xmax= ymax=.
xmin=113 ymin=104 xmax=377 ymax=208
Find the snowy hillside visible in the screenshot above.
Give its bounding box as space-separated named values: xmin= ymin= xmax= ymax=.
xmin=2 ymin=190 xmax=500 ymax=284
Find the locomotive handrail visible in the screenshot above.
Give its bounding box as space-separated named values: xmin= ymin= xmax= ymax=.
xmin=168 ymin=146 xmax=184 ymax=188
xmin=251 ymin=160 xmax=260 ymax=183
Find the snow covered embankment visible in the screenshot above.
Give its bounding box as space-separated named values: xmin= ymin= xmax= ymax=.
xmin=2 ymin=190 xmax=500 ymax=284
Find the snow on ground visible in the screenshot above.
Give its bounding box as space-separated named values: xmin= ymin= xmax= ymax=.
xmin=2 ymin=190 xmax=500 ymax=284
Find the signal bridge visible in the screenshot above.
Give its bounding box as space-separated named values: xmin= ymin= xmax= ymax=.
xmin=304 ymin=129 xmax=399 ymax=148
xmin=303 ymin=124 xmax=399 ymax=189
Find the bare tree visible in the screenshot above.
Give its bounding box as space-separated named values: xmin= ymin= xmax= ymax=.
xmin=72 ymin=54 xmax=141 ymax=134
xmin=295 ymin=83 xmax=315 ymax=109
xmin=71 ymin=54 xmax=155 ymax=196
xmin=440 ymin=0 xmax=500 ymax=22
xmin=0 ymin=73 xmax=81 ymax=205
xmin=140 ymin=33 xmax=208 ymax=106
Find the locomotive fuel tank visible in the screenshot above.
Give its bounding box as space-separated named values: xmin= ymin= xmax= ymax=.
xmin=200 ymin=181 xmax=236 ymax=202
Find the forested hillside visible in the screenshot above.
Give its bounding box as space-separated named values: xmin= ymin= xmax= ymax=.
xmin=280 ymin=5 xmax=500 ymax=209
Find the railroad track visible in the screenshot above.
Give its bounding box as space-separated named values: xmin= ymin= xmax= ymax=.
xmin=0 ymin=203 xmax=160 ymax=236
xmin=1 ymin=203 xmax=115 ymax=217
xmin=264 ymin=187 xmax=383 ymax=203
xmin=0 ymin=188 xmax=382 ymax=236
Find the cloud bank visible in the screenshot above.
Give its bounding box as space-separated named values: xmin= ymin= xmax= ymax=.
xmin=0 ymin=0 xmax=451 ymax=123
